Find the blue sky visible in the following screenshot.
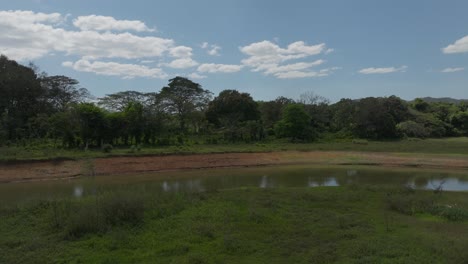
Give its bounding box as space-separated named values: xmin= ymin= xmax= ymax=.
xmin=1 ymin=0 xmax=467 ymax=102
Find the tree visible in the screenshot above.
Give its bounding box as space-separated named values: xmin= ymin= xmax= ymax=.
xmin=206 ymin=90 xmax=261 ymax=141
xmin=159 ymin=77 xmax=212 ymax=133
xmin=123 ymin=102 xmax=145 ymax=144
xmin=353 ymin=97 xmax=398 ymax=139
xmin=451 ymin=111 xmax=468 ymax=135
xmin=275 ymin=104 xmax=314 ymax=141
xmin=40 ymin=75 xmax=90 ymax=112
xmin=0 ymin=55 xmax=46 ymax=140
xmin=259 ymin=96 xmax=294 ymax=132
xmin=412 ymin=98 xmax=430 ymax=112
xmin=75 ymin=103 xmax=106 ymax=149
xmin=98 ymin=91 xmax=149 ymax=112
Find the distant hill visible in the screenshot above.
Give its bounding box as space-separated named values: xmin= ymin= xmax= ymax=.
xmin=415 ymin=97 xmax=468 ymax=104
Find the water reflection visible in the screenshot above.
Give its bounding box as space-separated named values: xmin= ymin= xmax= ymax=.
xmin=308 ymin=177 xmax=339 ymax=187
xmin=259 ymin=175 xmax=271 ymax=188
xmin=73 ymin=186 xmax=83 ymax=198
xmin=1 ymin=166 xmax=468 ymax=202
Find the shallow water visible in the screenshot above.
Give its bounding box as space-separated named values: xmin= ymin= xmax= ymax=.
xmin=1 ymin=165 xmax=467 ymax=203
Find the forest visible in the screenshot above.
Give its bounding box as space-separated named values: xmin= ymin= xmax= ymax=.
xmin=1 ymin=54 xmax=468 ymax=150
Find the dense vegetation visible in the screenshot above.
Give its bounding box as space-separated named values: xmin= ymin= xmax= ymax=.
xmin=2 ymin=183 xmax=468 ymax=263
xmin=1 ymin=55 xmax=468 ymax=151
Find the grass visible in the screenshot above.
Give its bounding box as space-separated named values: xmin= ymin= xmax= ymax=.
xmin=1 ymin=185 xmax=468 ymax=263
xmin=1 ymin=137 xmax=468 ymax=162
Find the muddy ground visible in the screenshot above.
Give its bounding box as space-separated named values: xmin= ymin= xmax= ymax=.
xmin=1 ymin=151 xmax=468 ymax=183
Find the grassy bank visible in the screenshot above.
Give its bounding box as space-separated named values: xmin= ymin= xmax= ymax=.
xmin=1 ymin=185 xmax=468 ymax=263
xmin=1 ymin=137 xmax=468 ymax=162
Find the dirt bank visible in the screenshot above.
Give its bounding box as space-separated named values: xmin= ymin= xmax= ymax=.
xmin=1 ymin=151 xmax=467 ymax=183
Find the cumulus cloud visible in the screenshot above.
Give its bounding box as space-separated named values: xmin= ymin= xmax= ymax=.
xmin=201 ymin=42 xmax=221 ymax=56
xmin=169 ymin=46 xmax=193 ymax=58
xmin=358 ymin=66 xmax=408 ymax=74
xmin=239 ymin=40 xmax=335 ymax=78
xmin=187 ymin=73 xmax=207 ymax=79
xmin=73 ymin=15 xmax=155 ymax=32
xmin=62 ymin=59 xmax=168 ymax=79
xmin=441 ymin=67 xmax=464 ymax=73
xmin=442 ymin=35 xmax=468 ymax=54
xmin=166 ymin=58 xmax=199 ymax=69
xmin=0 ymin=10 xmax=176 ymax=61
xmin=197 ymin=63 xmax=243 ymax=73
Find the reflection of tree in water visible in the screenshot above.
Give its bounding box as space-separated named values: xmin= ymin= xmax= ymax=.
xmin=413 ymin=177 xmax=429 ymax=188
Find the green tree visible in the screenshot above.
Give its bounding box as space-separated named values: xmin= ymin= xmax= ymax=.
xmin=275 ymin=104 xmax=314 ymax=141
xmin=40 ymin=75 xmax=90 ymax=112
xmin=259 ymin=96 xmax=294 ymax=133
xmin=206 ymin=90 xmax=261 ymax=141
xmin=75 ymin=103 xmax=107 ymax=149
xmin=98 ymin=91 xmax=149 ymax=112
xmin=0 ymin=55 xmax=46 ymax=140
xmin=159 ymin=77 xmax=212 ymax=133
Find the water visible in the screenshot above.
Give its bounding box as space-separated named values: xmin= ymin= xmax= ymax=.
xmin=1 ymin=165 xmax=467 ymax=203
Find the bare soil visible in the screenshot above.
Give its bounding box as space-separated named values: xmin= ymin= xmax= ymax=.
xmin=1 ymin=151 xmax=467 ymax=183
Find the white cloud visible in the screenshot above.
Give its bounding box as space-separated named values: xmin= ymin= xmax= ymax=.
xmin=275 ymin=67 xmax=340 ymax=79
xmin=239 ymin=40 xmax=331 ymax=79
xmin=169 ymin=46 xmax=193 ymax=58
xmin=0 ymin=10 xmax=175 ymax=61
xmin=325 ymin=48 xmax=334 ymax=54
xmin=201 ymin=42 xmax=221 ymax=56
xmin=62 ymin=59 xmax=168 ymax=79
xmin=166 ymin=58 xmax=199 ymax=69
xmin=0 ymin=10 xmax=64 ymax=24
xmin=187 ymin=73 xmax=207 ymax=79
xmin=442 ymin=35 xmax=468 ymax=54
xmin=240 ymin=40 xmax=325 ymax=68
xmin=358 ymin=66 xmax=408 ymax=74
xmin=197 ymin=63 xmax=243 ymax=73
xmin=263 ymin=60 xmax=325 ymax=75
xmin=73 ymin=15 xmax=155 ymax=32
xmin=441 ymin=67 xmax=464 ymax=73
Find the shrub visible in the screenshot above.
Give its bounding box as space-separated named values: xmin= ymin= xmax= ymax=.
xmin=101 ymin=144 xmax=113 ymax=153
xmin=396 ymin=121 xmax=430 ymax=138
xmin=101 ymin=194 xmax=145 ymax=226
xmin=352 ymin=139 xmax=368 ymax=145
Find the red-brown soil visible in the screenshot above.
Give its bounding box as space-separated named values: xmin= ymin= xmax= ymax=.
xmin=1 ymin=151 xmax=467 ymax=183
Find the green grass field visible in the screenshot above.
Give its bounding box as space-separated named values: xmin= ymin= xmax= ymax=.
xmin=1 ymin=185 xmax=468 ymax=263
xmin=1 ymin=137 xmax=468 ymax=162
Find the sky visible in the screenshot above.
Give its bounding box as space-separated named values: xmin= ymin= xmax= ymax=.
xmin=0 ymin=0 xmax=467 ymax=102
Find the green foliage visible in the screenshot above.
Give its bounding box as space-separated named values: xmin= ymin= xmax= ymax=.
xmin=396 ymin=121 xmax=430 ymax=138
xmin=275 ymin=104 xmax=315 ymax=141
xmin=159 ymin=76 xmax=212 ymax=133
xmin=101 ymin=144 xmax=113 ymax=153
xmin=1 ymin=56 xmax=468 ymax=149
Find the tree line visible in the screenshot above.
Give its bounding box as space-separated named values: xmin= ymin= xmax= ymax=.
xmin=1 ymin=55 xmax=467 ymax=149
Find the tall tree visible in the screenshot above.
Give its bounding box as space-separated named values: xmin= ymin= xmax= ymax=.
xmin=40 ymin=75 xmax=90 ymax=112
xmin=98 ymin=91 xmax=149 ymax=112
xmin=0 ymin=55 xmax=46 ymax=140
xmin=275 ymin=104 xmax=314 ymax=141
xmin=206 ymin=90 xmax=261 ymax=141
xmin=158 ymin=77 xmax=212 ymax=133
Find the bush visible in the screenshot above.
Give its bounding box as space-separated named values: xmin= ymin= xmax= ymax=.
xmin=430 ymin=205 xmax=468 ymax=222
xmin=396 ymin=121 xmax=429 ymax=138
xmin=63 ymin=193 xmax=145 ymax=238
xmin=101 ymin=144 xmax=113 ymax=153
xmin=352 ymin=139 xmax=368 ymax=145
xmin=101 ymin=194 xmax=145 ymax=226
